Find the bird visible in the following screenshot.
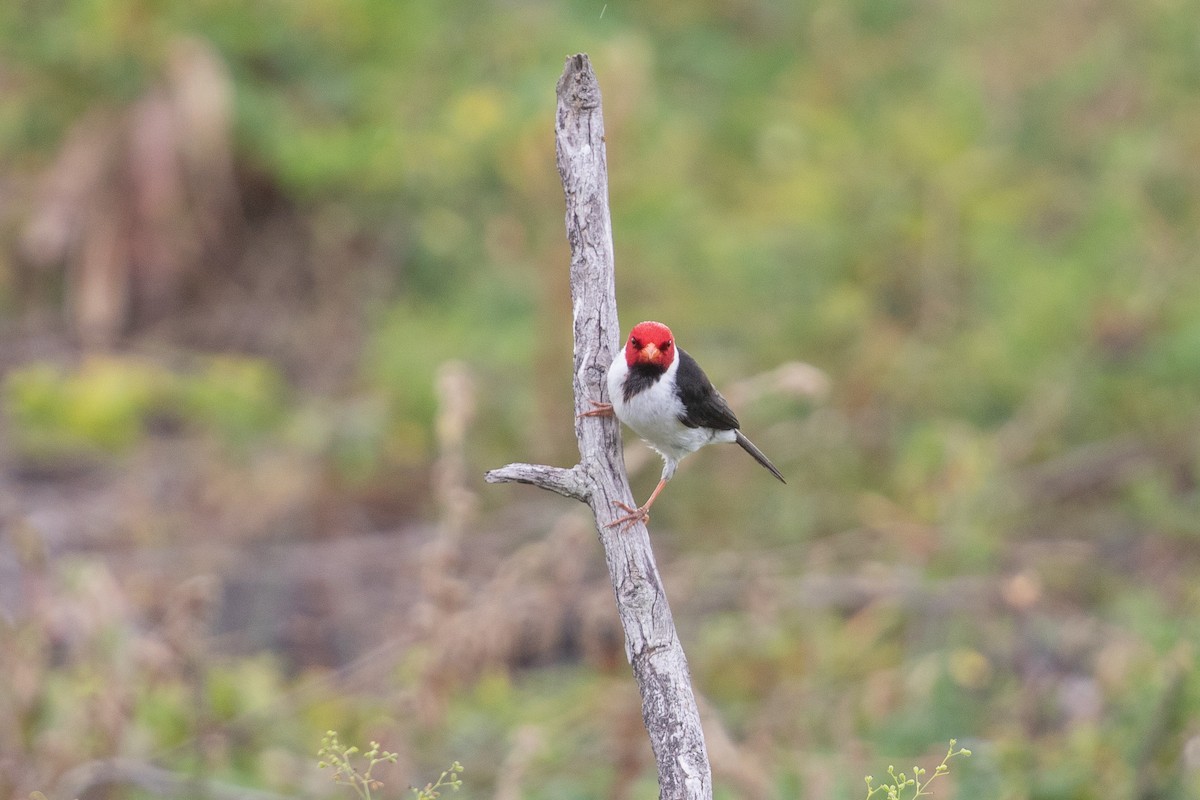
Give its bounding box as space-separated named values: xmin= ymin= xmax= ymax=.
xmin=581 ymin=320 xmax=785 ymax=528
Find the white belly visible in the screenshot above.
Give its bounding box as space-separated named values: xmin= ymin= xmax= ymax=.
xmin=606 ymin=353 xmax=735 ymax=473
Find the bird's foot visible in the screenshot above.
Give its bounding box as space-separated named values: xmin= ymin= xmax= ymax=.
xmin=577 ymin=400 xmax=614 ymax=419
xmin=607 ymin=501 xmax=650 ymax=530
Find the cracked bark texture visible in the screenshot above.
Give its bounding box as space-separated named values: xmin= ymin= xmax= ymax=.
xmin=485 ymin=54 xmax=712 ymax=800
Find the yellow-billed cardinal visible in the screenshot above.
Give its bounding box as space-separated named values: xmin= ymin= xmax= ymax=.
xmin=582 ymin=320 xmax=785 ymax=528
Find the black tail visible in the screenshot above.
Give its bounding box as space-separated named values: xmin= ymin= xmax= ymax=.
xmin=734 ymin=430 xmax=786 ymax=484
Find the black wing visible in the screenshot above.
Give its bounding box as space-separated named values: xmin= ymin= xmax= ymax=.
xmin=674 ymin=349 xmax=740 ymax=431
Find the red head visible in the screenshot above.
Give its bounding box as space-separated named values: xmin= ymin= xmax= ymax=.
xmin=625 ymin=321 xmax=676 ymax=369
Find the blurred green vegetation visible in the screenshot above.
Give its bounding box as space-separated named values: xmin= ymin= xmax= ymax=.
xmin=4 ymin=355 xmax=285 ymax=459
xmin=3 ymin=0 xmax=1200 ymax=798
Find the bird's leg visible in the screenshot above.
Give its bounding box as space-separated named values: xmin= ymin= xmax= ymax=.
xmin=577 ymin=399 xmax=614 ymax=418
xmin=608 ymin=477 xmax=669 ymax=530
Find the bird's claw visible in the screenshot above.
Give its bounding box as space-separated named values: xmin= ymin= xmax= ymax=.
xmin=577 ymin=399 xmax=614 ymax=419
xmin=607 ymin=500 xmax=650 ymax=530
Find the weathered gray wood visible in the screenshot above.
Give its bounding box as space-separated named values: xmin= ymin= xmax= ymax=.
xmin=485 ymin=54 xmax=713 ymax=800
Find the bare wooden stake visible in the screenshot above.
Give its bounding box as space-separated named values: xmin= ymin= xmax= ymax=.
xmin=485 ymin=54 xmax=713 ymax=800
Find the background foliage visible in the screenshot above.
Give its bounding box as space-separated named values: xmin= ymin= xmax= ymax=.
xmin=2 ymin=0 xmax=1200 ymax=798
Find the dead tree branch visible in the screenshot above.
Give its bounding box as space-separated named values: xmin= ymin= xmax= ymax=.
xmin=485 ymin=54 xmax=712 ymax=800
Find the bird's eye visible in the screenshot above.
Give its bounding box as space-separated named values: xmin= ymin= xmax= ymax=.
xmin=630 ymin=338 xmax=641 ymax=349
xmin=664 ymin=340 xmax=672 ymax=349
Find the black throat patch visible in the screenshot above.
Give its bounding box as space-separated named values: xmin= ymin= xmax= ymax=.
xmin=623 ymin=362 xmax=665 ymax=403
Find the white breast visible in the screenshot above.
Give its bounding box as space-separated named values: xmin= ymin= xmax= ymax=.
xmin=606 ymin=353 xmax=734 ymax=477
